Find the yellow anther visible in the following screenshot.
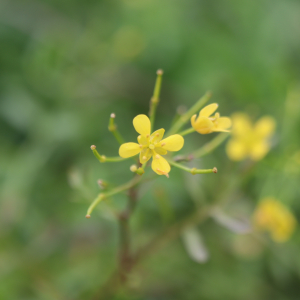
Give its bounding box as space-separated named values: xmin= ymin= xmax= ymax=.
xmin=156 ymin=168 xmax=169 ymax=178
xmin=156 ymin=133 xmax=160 ymax=137
xmin=161 ymin=142 xmax=166 ymax=147
xmin=146 ymin=134 xmax=150 ymax=138
xmin=139 ymin=144 xmax=143 ymax=148
xmin=155 ymin=154 xmax=160 ymax=159
xmin=142 ymin=156 xmax=147 ymax=161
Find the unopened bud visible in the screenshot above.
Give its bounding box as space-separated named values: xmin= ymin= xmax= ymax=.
xmin=157 ymin=69 xmax=163 ymax=76
xmin=90 ymin=145 xmax=96 ymax=150
xmin=110 ymin=113 xmax=116 ymax=118
xmin=136 ymin=167 xmax=145 ymax=175
xmin=130 ymin=165 xmax=138 ymax=172
xmin=97 ymin=179 xmax=108 ymax=189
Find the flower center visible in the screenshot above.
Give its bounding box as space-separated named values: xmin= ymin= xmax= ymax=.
xmin=149 ymin=144 xmax=155 ymax=150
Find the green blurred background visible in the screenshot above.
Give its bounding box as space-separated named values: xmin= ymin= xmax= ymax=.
xmin=1 ymin=0 xmax=300 ymax=299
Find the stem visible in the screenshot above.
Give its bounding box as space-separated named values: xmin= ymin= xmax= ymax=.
xmin=167 ymin=91 xmax=212 ymax=136
xmin=168 ymin=160 xmax=217 ymax=175
xmin=192 ymin=132 xmax=230 ymax=158
xmin=90 ymin=145 xmax=128 ymax=163
xmin=134 ymin=205 xmax=212 ymax=264
xmin=108 ymin=113 xmax=125 ymax=145
xmin=178 ymin=127 xmax=196 ymax=136
xmin=93 ymin=182 xmax=140 ymax=300
xmin=149 ymin=69 xmax=163 ymax=131
xmin=86 ymin=175 xmax=141 ymax=217
xmin=96 ymin=204 xmax=214 ymax=299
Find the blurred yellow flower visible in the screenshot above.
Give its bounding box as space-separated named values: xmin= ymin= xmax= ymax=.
xmin=119 ymin=115 xmax=184 ymax=176
xmin=226 ymin=113 xmax=276 ymax=161
xmin=191 ymin=103 xmax=231 ymax=134
xmin=253 ymin=197 xmax=297 ymax=243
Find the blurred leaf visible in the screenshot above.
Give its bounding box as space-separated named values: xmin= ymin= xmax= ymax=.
xmin=181 ymin=226 xmax=209 ymax=263
xmin=211 ymin=209 xmax=252 ymax=234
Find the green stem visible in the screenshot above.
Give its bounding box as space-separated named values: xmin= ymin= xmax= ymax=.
xmin=108 ymin=113 xmax=125 ymax=145
xmin=90 ymin=145 xmax=128 ymax=163
xmin=178 ymin=127 xmax=196 ymax=136
xmin=168 ymin=160 xmax=217 ymax=174
xmin=192 ymin=132 xmax=230 ymax=158
xmin=167 ymin=91 xmax=212 ymax=136
xmin=149 ymin=69 xmax=163 ymax=131
xmin=134 ymin=205 xmax=212 ymax=264
xmin=86 ymin=175 xmax=142 ymax=217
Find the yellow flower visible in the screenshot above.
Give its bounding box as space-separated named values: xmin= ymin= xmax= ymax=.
xmin=226 ymin=113 xmax=276 ymax=161
xmin=253 ymin=197 xmax=297 ymax=243
xmin=191 ymin=103 xmax=231 ymax=134
xmin=119 ymin=114 xmax=184 ymax=176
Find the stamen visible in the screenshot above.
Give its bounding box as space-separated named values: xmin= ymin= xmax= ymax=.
xmin=142 ymin=156 xmax=147 ymax=161
xmin=156 ymin=133 xmax=160 ymax=137
xmin=139 ymin=145 xmax=143 ymax=148
xmin=156 ymin=168 xmax=169 ymax=178
xmin=146 ymin=134 xmax=150 ymax=138
xmin=155 ymin=154 xmax=160 ymax=159
xmin=161 ymin=142 xmax=166 ymax=147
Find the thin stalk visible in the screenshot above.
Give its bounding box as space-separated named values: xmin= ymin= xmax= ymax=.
xmin=86 ymin=175 xmax=141 ymax=217
xmin=168 ymin=159 xmax=217 ymax=175
xmin=149 ymin=69 xmax=163 ymax=131
xmin=178 ymin=127 xmax=195 ymax=136
xmin=192 ymin=132 xmax=230 ymax=158
xmin=167 ymin=91 xmax=212 ymax=136
xmin=90 ymin=145 xmax=128 ymax=163
xmin=108 ymin=113 xmax=125 ymax=145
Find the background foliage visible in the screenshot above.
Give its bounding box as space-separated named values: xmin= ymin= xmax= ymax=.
xmin=1 ymin=0 xmax=300 ymax=299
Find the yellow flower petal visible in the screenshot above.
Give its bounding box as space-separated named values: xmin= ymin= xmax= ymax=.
xmin=212 ymin=117 xmax=232 ymax=132
xmin=133 ymin=114 xmax=151 ymax=136
xmin=154 ymin=147 xmax=167 ymax=155
xmin=231 ymin=113 xmax=252 ymax=137
xmin=254 ymin=116 xmax=276 ymax=138
xmin=226 ymin=139 xmax=248 ymax=161
xmin=160 ymin=134 xmax=184 ymax=151
xmin=137 ymin=135 xmax=148 ymax=145
xmin=151 ymin=154 xmax=171 ymax=175
xmin=150 ymin=128 xmax=165 ymax=144
xmin=191 ymin=116 xmax=214 ymax=134
xmin=191 ymin=114 xmax=197 ymax=129
xmin=139 ymin=148 xmax=153 ymax=164
xmin=200 ymin=103 xmax=218 ymax=117
xmin=249 ymin=141 xmax=270 ymax=161
xmin=119 ymin=142 xmax=141 ymax=158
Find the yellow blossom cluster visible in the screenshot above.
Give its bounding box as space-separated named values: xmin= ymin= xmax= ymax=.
xmin=253 ymin=197 xmax=297 ymax=242
xmin=226 ymin=113 xmax=276 ymax=161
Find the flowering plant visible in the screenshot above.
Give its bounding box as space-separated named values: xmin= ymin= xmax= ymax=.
xmin=82 ymin=70 xmax=296 ymax=298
